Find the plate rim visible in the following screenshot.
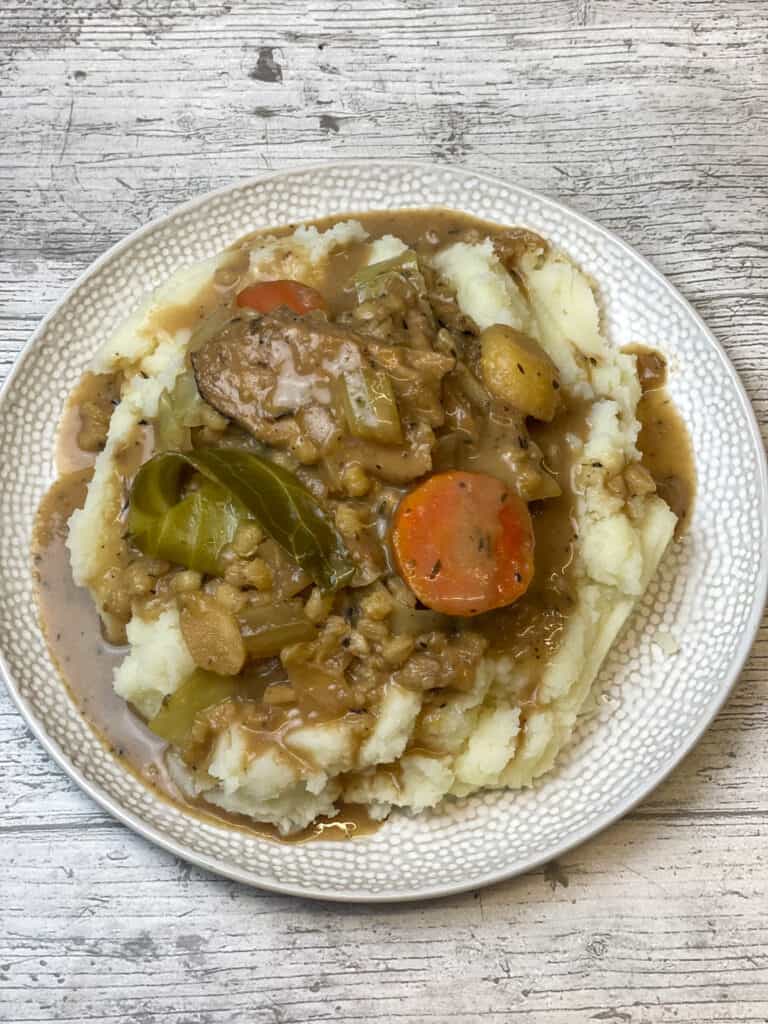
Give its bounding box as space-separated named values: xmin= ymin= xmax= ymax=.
xmin=1 ymin=158 xmax=766 ymax=903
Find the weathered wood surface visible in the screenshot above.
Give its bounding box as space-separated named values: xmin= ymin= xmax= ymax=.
xmin=1 ymin=1 xmax=767 ymax=1021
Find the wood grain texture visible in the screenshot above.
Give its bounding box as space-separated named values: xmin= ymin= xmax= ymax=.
xmin=1 ymin=1 xmax=767 ymax=1021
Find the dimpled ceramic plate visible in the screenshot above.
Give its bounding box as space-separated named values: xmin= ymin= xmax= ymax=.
xmin=1 ymin=162 xmax=766 ymax=902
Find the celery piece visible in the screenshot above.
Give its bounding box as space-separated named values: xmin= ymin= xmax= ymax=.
xmin=340 ymin=369 xmax=403 ymax=445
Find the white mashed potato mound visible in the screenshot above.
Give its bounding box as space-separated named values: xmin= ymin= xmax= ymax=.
xmin=163 ymin=681 xmax=422 ymax=836
xmin=69 ymin=218 xmax=677 ymax=835
xmin=247 ymin=220 xmax=368 ymax=290
xmin=432 ymin=238 xmax=533 ymax=335
xmin=357 ymin=683 xmax=421 ymax=767
xmin=113 ymin=605 xmax=195 ymax=720
xmin=92 ymin=255 xmax=225 ymax=373
xmin=168 ymin=740 xmax=342 ymax=835
xmin=368 ymin=234 xmax=408 ymax=263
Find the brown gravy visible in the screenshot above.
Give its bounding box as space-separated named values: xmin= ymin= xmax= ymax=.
xmin=189 ymin=797 xmax=381 ymax=844
xmin=625 ymin=345 xmax=696 ymax=537
xmin=33 ymin=472 xmax=173 ymax=780
xmin=32 ymin=209 xmax=696 ymax=843
xmin=56 ymin=372 xmax=119 ymax=474
xmin=143 ymin=245 xmax=251 ymax=340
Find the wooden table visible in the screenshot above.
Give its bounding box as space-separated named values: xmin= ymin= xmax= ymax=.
xmin=2 ymin=3 xmax=767 ymax=1021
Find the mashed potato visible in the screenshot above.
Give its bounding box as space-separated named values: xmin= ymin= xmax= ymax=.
xmin=67 ymin=216 xmax=677 ymax=834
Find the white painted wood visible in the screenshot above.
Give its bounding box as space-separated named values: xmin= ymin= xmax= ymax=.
xmin=1 ymin=1 xmax=767 ymax=1020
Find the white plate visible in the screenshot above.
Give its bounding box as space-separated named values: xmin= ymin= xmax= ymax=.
xmin=1 ymin=162 xmax=766 ymax=902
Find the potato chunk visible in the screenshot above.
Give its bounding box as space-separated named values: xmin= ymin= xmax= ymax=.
xmin=179 ymin=593 xmax=246 ymax=676
xmin=480 ymin=324 xmax=561 ymax=421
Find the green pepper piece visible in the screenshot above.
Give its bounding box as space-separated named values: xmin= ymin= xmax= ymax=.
xmin=128 ymin=459 xmax=244 ymax=576
xmin=339 ymin=368 xmax=403 ymax=444
xmin=148 ymin=669 xmax=243 ymax=745
xmin=354 ymin=249 xmax=423 ymax=302
xmin=127 ymin=447 xmax=355 ymax=591
xmin=238 ymin=601 xmax=317 ymax=658
xmin=159 ymin=481 xmax=244 ymax=575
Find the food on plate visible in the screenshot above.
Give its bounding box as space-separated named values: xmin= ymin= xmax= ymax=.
xmin=32 ymin=209 xmax=695 ymax=837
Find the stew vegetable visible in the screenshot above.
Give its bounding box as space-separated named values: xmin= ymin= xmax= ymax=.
xmin=391 ymin=470 xmax=535 ymax=616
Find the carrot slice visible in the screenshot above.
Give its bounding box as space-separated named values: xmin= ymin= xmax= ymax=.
xmin=236 ymin=280 xmax=327 ymax=315
xmin=391 ymin=471 xmax=534 ymax=616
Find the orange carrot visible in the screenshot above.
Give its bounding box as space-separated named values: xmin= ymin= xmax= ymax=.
xmin=391 ymin=471 xmax=534 ymax=616
xmin=236 ymin=280 xmax=327 ymax=315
